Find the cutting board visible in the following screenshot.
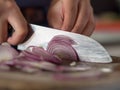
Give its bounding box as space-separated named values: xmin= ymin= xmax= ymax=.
xmin=0 ymin=56 xmax=120 ymax=90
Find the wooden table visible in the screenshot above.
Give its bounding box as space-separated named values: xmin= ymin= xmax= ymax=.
xmin=0 ymin=56 xmax=120 ymax=90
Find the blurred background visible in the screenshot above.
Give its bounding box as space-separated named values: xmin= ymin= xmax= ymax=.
xmin=16 ymin=0 xmax=120 ymax=57
xmin=91 ymin=0 xmax=120 ymax=57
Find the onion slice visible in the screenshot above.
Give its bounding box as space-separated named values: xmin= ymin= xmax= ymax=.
xmin=20 ymin=46 xmax=62 ymax=65
xmin=47 ymin=35 xmax=79 ymax=65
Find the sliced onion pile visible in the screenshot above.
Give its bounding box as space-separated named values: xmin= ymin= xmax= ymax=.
xmin=0 ymin=35 xmax=80 ymax=73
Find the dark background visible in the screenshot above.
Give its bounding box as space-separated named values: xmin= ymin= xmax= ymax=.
xmin=16 ymin=0 xmax=120 ymax=25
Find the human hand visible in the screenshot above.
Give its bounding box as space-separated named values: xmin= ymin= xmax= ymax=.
xmin=0 ymin=0 xmax=28 ymax=45
xmin=47 ymin=0 xmax=95 ymax=36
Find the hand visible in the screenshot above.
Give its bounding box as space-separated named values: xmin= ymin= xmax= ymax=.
xmin=47 ymin=0 xmax=95 ymax=36
xmin=0 ymin=0 xmax=28 ymax=45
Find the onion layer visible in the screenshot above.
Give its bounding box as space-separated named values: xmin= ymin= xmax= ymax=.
xmin=20 ymin=46 xmax=62 ymax=65
xmin=47 ymin=35 xmax=79 ymax=65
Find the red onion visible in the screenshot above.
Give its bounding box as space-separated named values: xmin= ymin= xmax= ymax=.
xmin=20 ymin=50 xmax=41 ymax=61
xmin=20 ymin=46 xmax=62 ymax=65
xmin=0 ymin=43 xmax=19 ymax=62
xmin=47 ymin=35 xmax=79 ymax=65
xmin=0 ymin=35 xmax=80 ymax=73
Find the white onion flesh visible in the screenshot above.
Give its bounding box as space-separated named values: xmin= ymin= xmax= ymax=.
xmin=0 ymin=43 xmax=19 ymax=62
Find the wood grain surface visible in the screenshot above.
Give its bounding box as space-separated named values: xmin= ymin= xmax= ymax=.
xmin=0 ymin=56 xmax=120 ymax=90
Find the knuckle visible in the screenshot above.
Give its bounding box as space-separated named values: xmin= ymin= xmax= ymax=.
xmin=0 ymin=0 xmax=15 ymax=16
xmin=5 ymin=0 xmax=16 ymax=9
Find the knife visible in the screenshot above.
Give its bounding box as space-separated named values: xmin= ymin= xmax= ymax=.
xmin=18 ymin=24 xmax=112 ymax=63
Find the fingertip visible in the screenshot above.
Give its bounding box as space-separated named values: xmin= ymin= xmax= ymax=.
xmin=7 ymin=30 xmax=28 ymax=45
xmin=7 ymin=38 xmax=18 ymax=45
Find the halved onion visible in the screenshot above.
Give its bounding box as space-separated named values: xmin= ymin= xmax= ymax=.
xmin=47 ymin=35 xmax=79 ymax=65
xmin=0 ymin=43 xmax=19 ymax=62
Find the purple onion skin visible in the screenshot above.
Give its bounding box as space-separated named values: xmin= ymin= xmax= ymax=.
xmin=20 ymin=46 xmax=62 ymax=65
xmin=47 ymin=35 xmax=79 ymax=65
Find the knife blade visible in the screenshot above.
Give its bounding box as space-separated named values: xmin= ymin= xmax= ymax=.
xmin=18 ymin=24 xmax=112 ymax=63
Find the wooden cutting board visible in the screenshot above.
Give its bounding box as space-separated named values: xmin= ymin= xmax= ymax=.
xmin=0 ymin=56 xmax=120 ymax=90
